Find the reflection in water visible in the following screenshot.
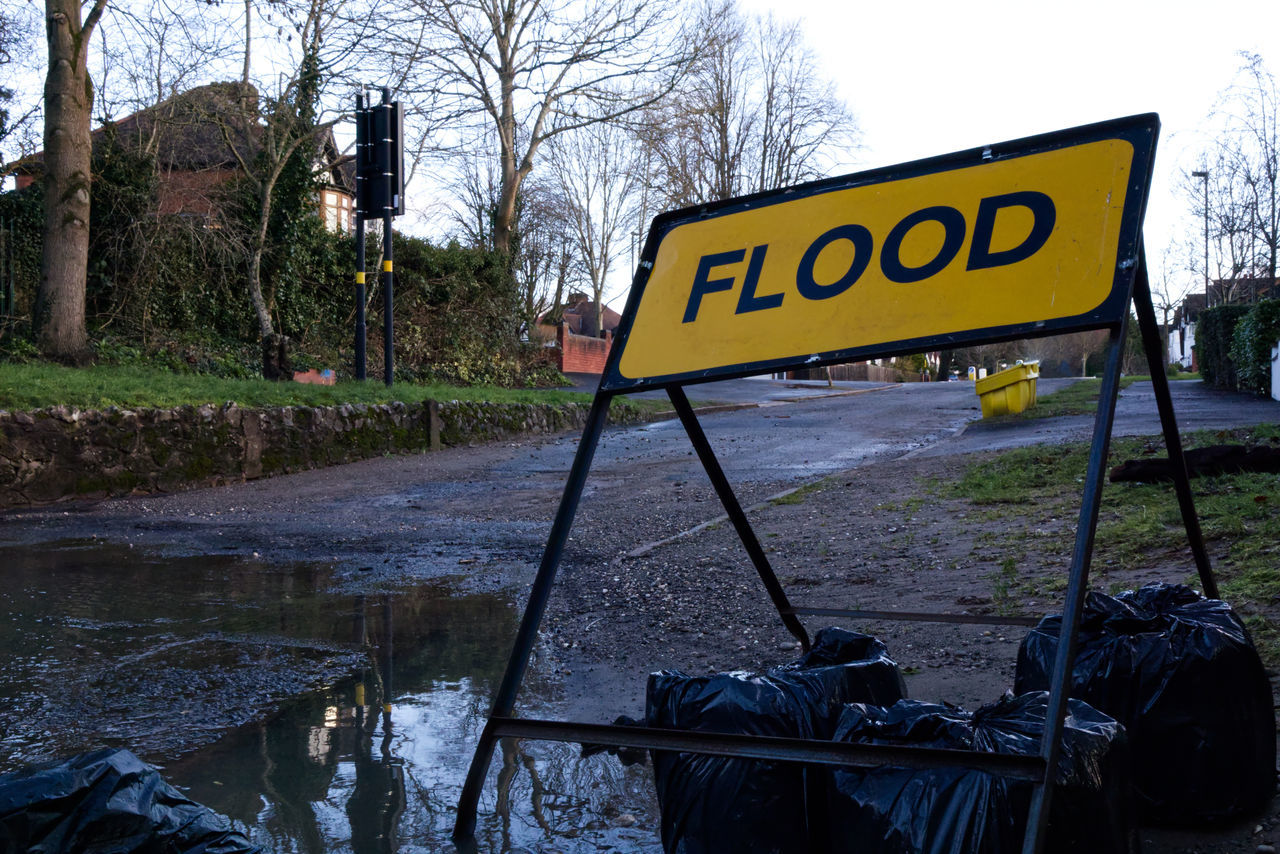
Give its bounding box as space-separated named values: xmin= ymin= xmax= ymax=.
xmin=346 ymin=597 xmax=404 ymax=853
xmin=0 ymin=542 xmax=371 ymax=769
xmin=0 ymin=542 xmax=658 ymax=852
xmin=165 ymin=591 xmax=658 ymax=853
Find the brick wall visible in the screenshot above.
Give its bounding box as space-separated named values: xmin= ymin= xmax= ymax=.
xmin=556 ymin=323 xmax=613 ymax=374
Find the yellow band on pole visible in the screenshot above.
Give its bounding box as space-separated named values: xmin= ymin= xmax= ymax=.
xmin=355 ymin=272 xmax=365 ymax=284
xmin=382 ymin=260 xmax=393 ymax=272
xmin=355 ymin=683 xmax=366 ymax=706
xmin=383 ymin=703 xmax=392 ymax=714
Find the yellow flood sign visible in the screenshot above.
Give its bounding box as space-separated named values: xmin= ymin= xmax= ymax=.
xmin=602 ymin=114 xmax=1158 ymax=392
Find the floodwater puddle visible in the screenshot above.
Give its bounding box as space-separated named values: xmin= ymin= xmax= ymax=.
xmin=0 ymin=541 xmax=658 ymax=853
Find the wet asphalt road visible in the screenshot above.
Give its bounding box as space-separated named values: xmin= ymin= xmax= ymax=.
xmin=2 ymin=377 xmax=1276 ymax=575
xmin=0 ymin=377 xmax=975 ymax=570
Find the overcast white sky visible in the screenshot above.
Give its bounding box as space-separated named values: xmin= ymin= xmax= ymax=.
xmin=727 ymin=0 xmax=1280 ymax=305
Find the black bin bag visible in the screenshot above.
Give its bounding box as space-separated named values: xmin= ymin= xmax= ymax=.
xmin=1015 ymin=583 xmax=1276 ymax=823
xmin=824 ymin=692 xmax=1136 ymax=854
xmin=0 ymin=748 xmax=261 ymax=854
xmin=646 ymin=628 xmax=906 ymax=854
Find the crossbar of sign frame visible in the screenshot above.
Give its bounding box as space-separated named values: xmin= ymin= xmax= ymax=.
xmin=601 ymin=114 xmax=1159 ymax=393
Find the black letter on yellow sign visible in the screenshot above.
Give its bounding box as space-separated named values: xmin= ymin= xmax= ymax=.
xmin=734 ymin=245 xmax=780 ymax=315
xmin=796 ymin=225 xmax=873 ymax=300
xmin=683 ymin=249 xmax=745 ymax=323
xmin=881 ymin=206 xmax=966 ymax=284
xmin=966 ymin=191 xmax=1056 ymax=270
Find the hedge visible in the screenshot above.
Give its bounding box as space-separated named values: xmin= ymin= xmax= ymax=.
xmin=1196 ymin=304 xmax=1251 ymax=388
xmin=1230 ymin=299 xmax=1280 ymax=395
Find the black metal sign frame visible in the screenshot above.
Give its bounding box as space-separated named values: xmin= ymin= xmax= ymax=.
xmin=452 ymin=115 xmax=1216 ymax=854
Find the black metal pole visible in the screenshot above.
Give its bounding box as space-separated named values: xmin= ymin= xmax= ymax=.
xmin=453 ymin=392 xmax=616 ymax=842
xmin=1192 ymin=169 xmax=1210 ymax=308
xmin=1132 ymin=248 xmax=1218 ymax=597
xmin=354 ymin=93 xmax=368 ymax=381
xmin=668 ymin=384 xmax=811 ymax=651
xmin=380 ymin=88 xmax=394 ymax=388
xmin=1022 ymin=315 xmax=1129 ymax=854
xmin=355 ymin=214 xmax=367 ymax=381
xmin=381 ymin=596 xmax=394 ymax=739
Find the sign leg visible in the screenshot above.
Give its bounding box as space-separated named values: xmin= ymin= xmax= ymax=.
xmin=1022 ymin=316 xmax=1129 ymax=854
xmin=667 ymin=385 xmax=811 ymax=651
xmin=453 ymin=393 xmax=614 ymax=841
xmin=1132 ymin=249 xmax=1218 ymax=597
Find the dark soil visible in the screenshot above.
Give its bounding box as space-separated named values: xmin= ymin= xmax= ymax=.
xmin=543 ymin=449 xmax=1280 ymax=854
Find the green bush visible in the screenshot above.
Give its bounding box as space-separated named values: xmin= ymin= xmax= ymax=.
xmin=1230 ymin=299 xmax=1280 ymax=395
xmin=1196 ymin=304 xmax=1251 ymax=388
xmin=0 ymin=185 xmax=43 ymax=333
xmin=2 ymin=172 xmax=550 ymax=387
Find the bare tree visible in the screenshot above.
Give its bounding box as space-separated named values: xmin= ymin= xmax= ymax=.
xmin=394 ymin=0 xmax=695 ymax=256
xmin=37 ymin=0 xmax=110 ymax=361
xmin=544 ymin=116 xmax=640 ymax=336
xmin=0 ymin=6 xmax=41 ymax=174
xmin=1219 ymin=53 xmax=1280 ymax=288
xmin=1149 ymin=239 xmax=1193 ymax=331
xmin=754 ymin=14 xmax=856 ymax=192
xmin=94 ymin=1 xmax=238 ymax=129
xmin=1188 ymin=153 xmax=1265 ymax=305
xmin=1017 ymin=330 xmax=1110 ymax=378
xmin=1189 ymin=53 xmax=1280 ymax=303
xmin=642 ymin=1 xmax=752 ymax=205
xmin=642 ymin=0 xmax=858 ymax=209
xmin=511 ymin=175 xmax=579 ymax=335
xmin=452 ymin=142 xmax=502 ymax=249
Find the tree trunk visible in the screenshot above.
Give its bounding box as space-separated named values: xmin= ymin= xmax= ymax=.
xmin=244 ymin=163 xmax=286 ymax=377
xmin=37 ymin=0 xmax=104 ymax=363
xmin=494 ymin=164 xmax=520 ymax=256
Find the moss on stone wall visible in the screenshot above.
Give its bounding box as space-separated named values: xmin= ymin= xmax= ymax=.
xmin=0 ymin=396 xmax=649 ymax=508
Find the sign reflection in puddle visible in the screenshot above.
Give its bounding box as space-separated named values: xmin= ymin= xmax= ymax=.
xmin=162 ymin=595 xmax=659 ymax=853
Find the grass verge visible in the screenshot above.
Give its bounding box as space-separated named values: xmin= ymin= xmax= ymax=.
xmin=0 ymin=362 xmax=669 ymax=415
xmin=1010 ymin=376 xmax=1142 ymax=419
xmin=946 ymin=424 xmax=1280 ymax=661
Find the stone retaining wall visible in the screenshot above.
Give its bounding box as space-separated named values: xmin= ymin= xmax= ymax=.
xmin=0 ymin=398 xmax=634 ymax=509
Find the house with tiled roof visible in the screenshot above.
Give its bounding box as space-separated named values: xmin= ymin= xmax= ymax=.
xmin=1168 ymin=278 xmax=1278 ymax=371
xmin=534 ymin=292 xmax=622 ymax=375
xmin=12 ymin=82 xmax=355 ymax=230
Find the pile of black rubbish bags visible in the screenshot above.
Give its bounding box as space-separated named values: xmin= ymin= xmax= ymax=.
xmin=644 ymin=583 xmax=1276 ymax=853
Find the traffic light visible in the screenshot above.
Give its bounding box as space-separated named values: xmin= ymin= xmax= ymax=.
xmin=354 ymin=94 xmax=404 ymax=219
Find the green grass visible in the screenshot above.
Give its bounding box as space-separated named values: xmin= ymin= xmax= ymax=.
xmin=947 ymin=424 xmax=1280 ymax=660
xmin=1011 ymin=376 xmax=1141 ymax=420
xmin=769 ymin=478 xmax=830 ymax=506
xmin=0 ymin=362 xmax=670 ymax=413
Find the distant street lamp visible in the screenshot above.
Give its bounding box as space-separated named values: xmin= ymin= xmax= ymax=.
xmin=1192 ymin=170 xmax=1210 ymax=308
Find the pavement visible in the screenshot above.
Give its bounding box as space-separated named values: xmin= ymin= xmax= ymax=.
xmin=561 ymin=371 xmax=904 ymax=406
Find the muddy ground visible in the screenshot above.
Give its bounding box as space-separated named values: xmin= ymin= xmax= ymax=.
xmin=541 ymin=448 xmax=1280 ymax=854
xmin=4 ymin=378 xmax=1279 ymax=851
